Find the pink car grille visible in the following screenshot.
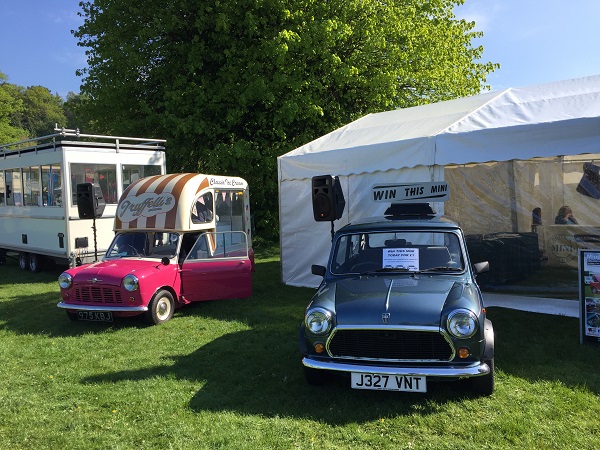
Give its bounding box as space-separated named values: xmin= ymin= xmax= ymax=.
xmin=74 ymin=286 xmax=124 ymax=304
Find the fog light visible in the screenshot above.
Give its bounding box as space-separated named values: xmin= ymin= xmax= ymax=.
xmin=458 ymin=347 xmax=471 ymax=359
xmin=314 ymin=343 xmax=325 ymax=353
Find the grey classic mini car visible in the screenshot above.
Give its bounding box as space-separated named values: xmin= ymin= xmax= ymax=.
xmin=300 ymin=203 xmax=494 ymax=395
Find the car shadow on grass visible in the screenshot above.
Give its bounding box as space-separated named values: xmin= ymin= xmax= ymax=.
xmin=81 ymin=327 xmax=478 ymax=424
xmin=0 ymin=287 xmax=152 ymax=337
xmin=80 ymin=304 xmax=600 ymax=423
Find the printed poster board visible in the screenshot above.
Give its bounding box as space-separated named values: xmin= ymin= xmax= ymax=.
xmin=578 ymin=249 xmax=600 ymax=345
xmin=383 ymin=248 xmax=419 ymax=271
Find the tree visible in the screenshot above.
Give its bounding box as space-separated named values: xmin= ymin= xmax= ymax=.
xmin=15 ymin=86 xmax=67 ymax=137
xmin=0 ymin=71 xmax=28 ymax=144
xmin=74 ymin=0 xmax=498 ymax=239
xmin=63 ymin=92 xmax=96 ymax=132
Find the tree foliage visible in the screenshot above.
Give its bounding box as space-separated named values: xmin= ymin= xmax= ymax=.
xmin=74 ymin=0 xmax=498 ymax=239
xmin=13 ymin=86 xmax=67 ymax=137
xmin=0 ymin=72 xmax=28 ymax=144
xmin=0 ymin=71 xmax=72 ymax=144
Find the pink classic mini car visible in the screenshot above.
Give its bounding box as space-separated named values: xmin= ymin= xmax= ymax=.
xmin=57 ymin=173 xmax=254 ymax=324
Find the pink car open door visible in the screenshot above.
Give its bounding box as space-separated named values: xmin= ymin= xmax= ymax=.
xmin=180 ymin=231 xmax=252 ymax=302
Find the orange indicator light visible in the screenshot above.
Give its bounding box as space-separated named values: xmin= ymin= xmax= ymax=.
xmin=315 ymin=343 xmax=325 ymax=353
xmin=458 ymin=347 xmax=471 ymax=359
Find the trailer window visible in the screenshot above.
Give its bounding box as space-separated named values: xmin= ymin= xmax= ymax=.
xmin=23 ymin=166 xmax=42 ymax=206
xmin=5 ymin=170 xmax=23 ymax=206
xmin=0 ymin=171 xmax=4 ymax=206
xmin=41 ymin=165 xmax=62 ymax=207
xmin=71 ymin=163 xmax=118 ymax=205
xmin=122 ymin=165 xmax=162 ymax=190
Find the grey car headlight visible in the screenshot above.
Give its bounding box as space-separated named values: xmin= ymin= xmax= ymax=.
xmin=122 ymin=274 xmax=139 ymax=292
xmin=447 ymin=309 xmax=478 ymax=339
xmin=305 ymin=307 xmax=333 ymax=335
xmin=58 ymin=272 xmax=73 ymax=289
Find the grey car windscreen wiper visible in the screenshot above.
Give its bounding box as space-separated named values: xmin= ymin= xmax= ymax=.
xmin=420 ymin=266 xmax=463 ymax=272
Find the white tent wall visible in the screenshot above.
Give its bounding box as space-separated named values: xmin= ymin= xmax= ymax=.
xmin=279 ymin=166 xmax=442 ymax=287
xmin=278 ymin=75 xmax=600 ymax=287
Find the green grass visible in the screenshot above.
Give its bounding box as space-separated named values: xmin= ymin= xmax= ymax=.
xmin=0 ymin=251 xmax=599 ymax=449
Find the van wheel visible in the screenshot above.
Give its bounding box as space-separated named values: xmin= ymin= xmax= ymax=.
xmin=29 ymin=254 xmax=45 ymax=273
xmin=18 ymin=252 xmax=29 ymax=270
xmin=145 ymin=290 xmax=174 ymax=325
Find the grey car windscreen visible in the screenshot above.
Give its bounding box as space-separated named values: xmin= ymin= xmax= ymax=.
xmin=330 ymin=231 xmax=465 ymax=275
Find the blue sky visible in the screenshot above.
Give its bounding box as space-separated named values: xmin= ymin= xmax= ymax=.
xmin=1 ymin=0 xmax=599 ymax=99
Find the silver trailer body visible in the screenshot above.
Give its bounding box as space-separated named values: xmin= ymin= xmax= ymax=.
xmin=0 ymin=129 xmax=166 ymax=271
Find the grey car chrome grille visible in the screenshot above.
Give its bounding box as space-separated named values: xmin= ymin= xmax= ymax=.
xmin=328 ymin=329 xmax=453 ymax=361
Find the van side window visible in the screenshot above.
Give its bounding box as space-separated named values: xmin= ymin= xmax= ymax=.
xmin=191 ymin=192 xmax=214 ymax=223
xmin=215 ymin=190 xmax=245 ymax=232
xmin=185 ymin=232 xmax=248 ymax=262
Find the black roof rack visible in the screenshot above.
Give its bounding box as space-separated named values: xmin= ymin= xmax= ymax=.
xmin=384 ymin=203 xmax=436 ymax=219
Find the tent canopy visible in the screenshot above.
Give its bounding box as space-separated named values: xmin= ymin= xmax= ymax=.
xmin=278 ymin=75 xmax=600 ymax=287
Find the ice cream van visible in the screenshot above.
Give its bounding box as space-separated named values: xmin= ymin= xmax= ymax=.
xmin=57 ymin=173 xmax=254 ymax=324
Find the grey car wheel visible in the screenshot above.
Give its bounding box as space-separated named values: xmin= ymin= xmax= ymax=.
xmin=471 ymin=358 xmax=495 ymax=396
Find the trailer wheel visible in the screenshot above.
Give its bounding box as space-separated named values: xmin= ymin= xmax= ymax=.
xmin=18 ymin=252 xmax=29 ymax=271
xmin=145 ymin=289 xmax=174 ymax=325
xmin=29 ymin=253 xmax=45 ymax=273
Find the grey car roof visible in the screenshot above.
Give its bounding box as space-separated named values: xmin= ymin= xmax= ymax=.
xmin=338 ymin=215 xmax=461 ymax=233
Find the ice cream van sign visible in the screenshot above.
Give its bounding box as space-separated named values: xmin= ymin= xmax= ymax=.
xmin=118 ymin=193 xmax=176 ymax=223
xmin=209 ymin=177 xmax=246 ymax=188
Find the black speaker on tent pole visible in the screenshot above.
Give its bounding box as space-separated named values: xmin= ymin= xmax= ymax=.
xmin=311 ymin=175 xmax=345 ymax=222
xmin=76 ymin=183 xmax=106 ymax=261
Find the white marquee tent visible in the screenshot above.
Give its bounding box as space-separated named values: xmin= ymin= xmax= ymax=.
xmin=277 ymin=75 xmax=600 ymax=287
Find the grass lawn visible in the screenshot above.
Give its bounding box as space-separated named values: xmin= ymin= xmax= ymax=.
xmin=0 ymin=250 xmax=599 ymax=449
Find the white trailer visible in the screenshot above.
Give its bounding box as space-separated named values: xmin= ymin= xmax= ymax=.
xmin=0 ymin=128 xmax=166 ymax=271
